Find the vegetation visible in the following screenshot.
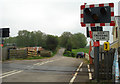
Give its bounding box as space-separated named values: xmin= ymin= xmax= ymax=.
xmin=63 ymin=48 xmax=89 ymax=58
xmin=59 ymin=32 xmax=87 ymax=51
xmin=26 ymin=56 xmax=45 ymax=60
xmin=4 ymin=30 xmax=58 ymax=51
xmin=63 ymin=50 xmax=75 ymax=57
xmin=4 ymin=30 xmax=87 ymax=49
xmin=72 ymin=48 xmax=89 ymax=55
xmin=4 ymin=30 xmax=88 ymax=60
xmin=45 ymin=35 xmax=58 ymax=51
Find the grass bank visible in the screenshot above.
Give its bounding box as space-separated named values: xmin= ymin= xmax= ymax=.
xmin=63 ymin=48 xmax=89 ymax=58
xmin=72 ymin=48 xmax=89 ymax=55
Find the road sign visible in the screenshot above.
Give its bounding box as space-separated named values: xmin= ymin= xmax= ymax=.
xmin=80 ymin=3 xmax=115 ymax=27
xmin=94 ymin=41 xmax=100 ymax=47
xmin=87 ymin=27 xmax=103 ymax=37
xmin=92 ymin=31 xmax=109 ymax=41
xmin=104 ymin=42 xmax=110 ymax=51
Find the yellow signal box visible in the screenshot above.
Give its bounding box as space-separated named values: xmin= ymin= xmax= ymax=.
xmin=104 ymin=42 xmax=110 ymax=51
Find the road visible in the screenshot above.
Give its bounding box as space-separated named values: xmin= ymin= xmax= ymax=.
xmin=2 ymin=48 xmax=91 ymax=83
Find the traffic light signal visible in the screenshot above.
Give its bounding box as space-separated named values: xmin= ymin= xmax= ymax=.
xmin=84 ymin=6 xmax=111 ymax=23
xmin=0 ymin=44 xmax=3 ymax=47
xmin=104 ymin=42 xmax=110 ymax=51
xmin=0 ymin=28 xmax=10 ymax=37
xmin=80 ymin=3 xmax=115 ymax=27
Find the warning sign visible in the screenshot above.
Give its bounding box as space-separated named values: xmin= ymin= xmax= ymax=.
xmin=92 ymin=31 xmax=109 ymax=41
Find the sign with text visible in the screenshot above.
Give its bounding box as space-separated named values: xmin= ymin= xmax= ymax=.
xmin=93 ymin=31 xmax=109 ymax=41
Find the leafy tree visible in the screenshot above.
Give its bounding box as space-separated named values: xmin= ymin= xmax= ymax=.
xmin=4 ymin=37 xmax=17 ymax=46
xmin=17 ymin=30 xmax=31 ymax=47
xmin=59 ymin=32 xmax=87 ymax=49
xmin=59 ymin=32 xmax=72 ymax=48
xmin=71 ymin=33 xmax=87 ymax=48
xmin=4 ymin=30 xmax=87 ymax=51
xmin=45 ymin=35 xmax=58 ymax=51
xmin=66 ymin=38 xmax=72 ymax=51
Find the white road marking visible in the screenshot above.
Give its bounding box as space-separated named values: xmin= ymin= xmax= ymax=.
xmin=0 ymin=70 xmax=23 ymax=79
xmin=27 ymin=66 xmax=31 ymax=67
xmin=30 ymin=67 xmax=34 ymax=69
xmin=87 ymin=65 xmax=92 ymax=80
xmin=33 ymin=58 xmax=63 ymax=66
xmin=69 ymin=62 xmax=83 ymax=84
xmin=0 ymin=70 xmax=17 ymax=76
xmin=0 ymin=57 xmax=64 ymax=78
xmin=91 ymin=69 xmax=94 ymax=72
xmin=80 ymin=68 xmax=82 ymax=72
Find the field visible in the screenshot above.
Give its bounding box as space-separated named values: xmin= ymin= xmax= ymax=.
xmin=72 ymin=48 xmax=89 ymax=55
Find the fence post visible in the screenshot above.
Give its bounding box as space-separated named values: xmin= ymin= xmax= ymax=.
xmin=94 ymin=46 xmax=99 ymax=82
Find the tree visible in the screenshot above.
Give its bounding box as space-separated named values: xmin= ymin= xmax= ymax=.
xmin=45 ymin=35 xmax=58 ymax=51
xmin=59 ymin=32 xmax=72 ymax=48
xmin=59 ymin=32 xmax=87 ymax=49
xmin=17 ymin=30 xmax=31 ymax=47
xmin=16 ymin=30 xmax=44 ymax=47
xmin=71 ymin=33 xmax=87 ymax=48
xmin=4 ymin=37 xmax=17 ymax=46
xmin=66 ymin=38 xmax=72 ymax=51
xmin=35 ymin=31 xmax=43 ymax=46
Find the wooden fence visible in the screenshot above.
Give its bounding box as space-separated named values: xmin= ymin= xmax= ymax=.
xmin=9 ymin=49 xmax=28 ymax=59
xmin=27 ymin=50 xmax=37 ymax=57
xmin=96 ymin=48 xmax=115 ymax=80
xmin=4 ymin=47 xmax=51 ymax=60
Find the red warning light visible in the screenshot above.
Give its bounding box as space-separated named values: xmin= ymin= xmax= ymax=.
xmin=0 ymin=44 xmax=3 ymax=47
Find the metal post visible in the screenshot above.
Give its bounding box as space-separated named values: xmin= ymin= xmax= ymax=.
xmin=94 ymin=43 xmax=99 ymax=82
xmin=0 ymin=29 xmax=2 ymax=83
xmin=106 ymin=51 xmax=109 ymax=80
xmin=94 ymin=27 xmax=100 ymax=81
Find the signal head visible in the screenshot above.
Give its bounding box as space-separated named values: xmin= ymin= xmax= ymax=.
xmin=84 ymin=8 xmax=91 ymax=15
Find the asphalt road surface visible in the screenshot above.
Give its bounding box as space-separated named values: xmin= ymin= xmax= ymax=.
xmin=2 ymin=48 xmax=91 ymax=83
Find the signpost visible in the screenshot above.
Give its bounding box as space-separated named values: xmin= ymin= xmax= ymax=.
xmin=80 ymin=2 xmax=115 ymax=82
xmin=0 ymin=28 xmax=10 ymax=84
xmin=93 ymin=31 xmax=109 ymax=41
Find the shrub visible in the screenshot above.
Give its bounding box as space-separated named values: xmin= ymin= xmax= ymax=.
xmin=40 ymin=50 xmax=51 ymax=57
xmin=63 ymin=50 xmax=75 ymax=57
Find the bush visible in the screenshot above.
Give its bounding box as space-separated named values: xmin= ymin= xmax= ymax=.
xmin=40 ymin=50 xmax=51 ymax=57
xmin=27 ymin=56 xmax=43 ymax=60
xmin=71 ymin=52 xmax=75 ymax=57
xmin=63 ymin=50 xmax=75 ymax=57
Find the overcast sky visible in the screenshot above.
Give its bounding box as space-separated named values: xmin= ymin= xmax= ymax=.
xmin=0 ymin=0 xmax=120 ymax=45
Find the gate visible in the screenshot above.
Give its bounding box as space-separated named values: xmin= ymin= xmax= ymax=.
xmin=98 ymin=48 xmax=115 ymax=80
xmin=94 ymin=48 xmax=116 ymax=80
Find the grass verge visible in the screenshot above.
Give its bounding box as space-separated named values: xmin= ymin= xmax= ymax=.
xmin=72 ymin=48 xmax=89 ymax=55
